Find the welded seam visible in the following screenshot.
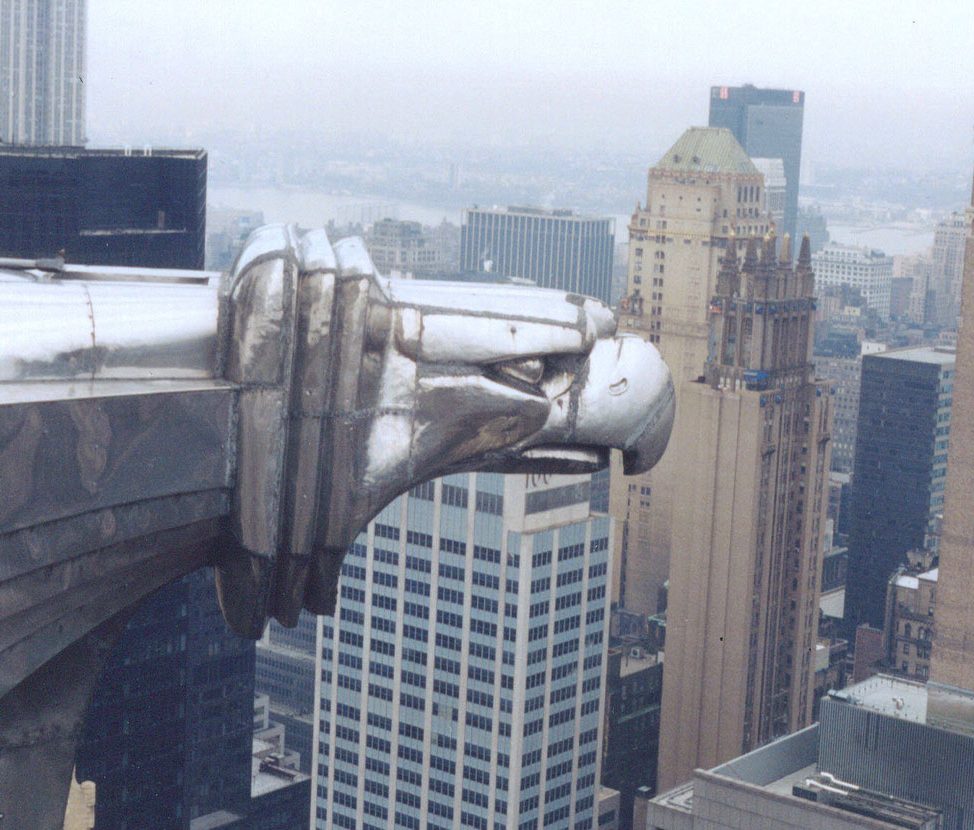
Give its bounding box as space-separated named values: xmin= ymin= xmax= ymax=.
xmin=80 ymin=283 xmax=96 ymax=381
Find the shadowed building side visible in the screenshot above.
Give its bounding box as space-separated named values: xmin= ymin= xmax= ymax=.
xmin=0 ymin=146 xmax=207 ymax=270
xmin=842 ymin=346 xmax=955 ymax=640
xmin=931 ymin=176 xmax=974 ymax=690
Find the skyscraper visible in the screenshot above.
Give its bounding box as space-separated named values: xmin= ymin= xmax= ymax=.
xmin=611 ymin=127 xmax=771 ymax=616
xmin=313 ymin=472 xmax=611 ymax=830
xmin=0 ymin=0 xmax=86 ymax=145
xmin=76 ymin=570 xmax=255 ymax=829
xmin=459 ymin=206 xmax=615 ymax=304
xmin=657 ymin=234 xmax=832 ymax=789
xmin=0 ymin=146 xmax=207 ymax=269
xmin=843 ymin=347 xmax=955 ymax=638
xmin=928 ymin=177 xmax=974 ymax=691
xmin=600 ymin=647 xmax=662 ymax=830
xmin=644 ymin=167 xmax=974 ymax=830
xmin=813 ymin=336 xmax=886 ymax=475
xmin=708 ymin=84 xmax=804 ymax=241
xmin=928 ymin=210 xmax=970 ymax=328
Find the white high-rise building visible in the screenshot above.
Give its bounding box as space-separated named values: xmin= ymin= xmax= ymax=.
xmin=312 ymin=472 xmax=612 ymax=830
xmin=812 ymin=242 xmax=893 ymax=319
xmin=751 ymin=157 xmax=787 ymax=235
xmin=929 ymin=211 xmax=970 ymax=328
xmin=0 ymin=0 xmax=86 ymax=145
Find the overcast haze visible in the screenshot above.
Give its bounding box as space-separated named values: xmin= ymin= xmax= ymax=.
xmin=88 ymin=0 xmax=974 ymax=170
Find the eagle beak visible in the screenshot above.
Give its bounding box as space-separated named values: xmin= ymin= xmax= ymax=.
xmin=582 ymin=333 xmax=675 ymax=475
xmin=621 ymin=382 xmax=675 ymax=475
xmin=523 ymin=333 xmax=675 ymax=475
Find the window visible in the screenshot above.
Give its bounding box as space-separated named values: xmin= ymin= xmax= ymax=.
xmin=442 ymin=483 xmax=469 ymax=508
xmin=410 ymin=480 xmax=435 ymax=500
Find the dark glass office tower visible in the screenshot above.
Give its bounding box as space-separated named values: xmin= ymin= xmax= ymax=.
xmin=0 ymin=146 xmax=206 ymax=268
xmin=75 ymin=570 xmax=255 ymax=829
xmin=843 ymin=347 xmax=955 ymax=638
xmin=709 ymin=85 xmax=804 ymax=242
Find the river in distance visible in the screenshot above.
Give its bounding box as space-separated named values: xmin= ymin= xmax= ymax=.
xmin=209 ymin=184 xmax=460 ymax=228
xmin=209 ymin=184 xmax=934 ymax=257
xmin=209 ymin=184 xmax=632 ymax=242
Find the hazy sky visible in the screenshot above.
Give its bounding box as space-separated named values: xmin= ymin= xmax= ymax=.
xmin=88 ymin=0 xmax=974 ymax=171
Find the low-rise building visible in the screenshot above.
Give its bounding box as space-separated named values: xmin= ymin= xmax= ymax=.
xmin=598 ymin=787 xmax=622 ymax=830
xmin=367 ymin=217 xmax=459 ymax=277
xmin=884 ymin=560 xmax=937 ymax=681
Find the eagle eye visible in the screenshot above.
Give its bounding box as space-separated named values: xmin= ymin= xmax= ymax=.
xmin=494 ymin=357 xmax=545 ymax=386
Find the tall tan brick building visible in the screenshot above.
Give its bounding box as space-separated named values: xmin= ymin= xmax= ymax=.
xmin=610 ymin=128 xmax=771 ymax=614
xmin=930 ymin=177 xmax=974 ymax=690
xmin=657 ymin=235 xmax=832 ymax=789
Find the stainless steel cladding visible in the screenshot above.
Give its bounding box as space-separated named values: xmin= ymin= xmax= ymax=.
xmin=215 ymin=224 xmax=675 ymax=635
xmin=0 ymin=269 xmax=220 ymax=383
xmin=0 ymin=223 xmax=675 ymax=638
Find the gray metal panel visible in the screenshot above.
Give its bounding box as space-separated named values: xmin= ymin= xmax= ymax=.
xmin=712 ymin=724 xmax=820 ymax=786
xmin=820 ymin=697 xmax=974 ymax=829
xmin=0 ymin=386 xmax=234 ymax=534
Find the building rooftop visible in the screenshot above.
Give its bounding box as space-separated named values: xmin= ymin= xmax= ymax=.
xmin=655 ymin=127 xmax=758 ymax=175
xmin=651 ymin=780 xmax=695 ymax=814
xmin=894 ymin=567 xmax=937 ymax=590
xmin=830 ymin=674 xmax=929 ymax=722
xmin=189 ymin=810 xmax=243 ymax=830
xmin=0 ymin=145 xmax=205 ymax=160
xmin=765 ymin=762 xmax=818 ymax=797
xmin=830 ymin=674 xmax=974 ymax=737
xmin=464 ymin=205 xmax=611 ymax=223
xmin=820 ymin=587 xmax=845 ymax=619
xmin=618 ymin=647 xmax=659 ymax=677
xmin=813 ymin=242 xmax=892 ymax=259
xmin=651 ymin=676 xmax=974 ymax=828
xmin=252 ymin=759 xmax=308 ymax=798
xmin=871 ymin=346 xmax=956 ymax=366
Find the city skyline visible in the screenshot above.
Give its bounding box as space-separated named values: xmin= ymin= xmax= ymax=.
xmin=83 ymin=2 xmax=974 ymax=172
xmin=6 ymin=2 xmax=974 ymax=829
